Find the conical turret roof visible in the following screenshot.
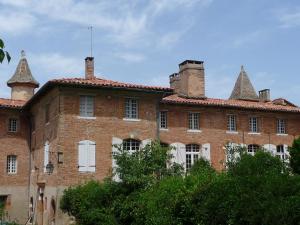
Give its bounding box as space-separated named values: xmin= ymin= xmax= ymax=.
xmin=7 ymin=50 xmax=39 ymax=87
xmin=229 ymin=66 xmax=258 ymax=101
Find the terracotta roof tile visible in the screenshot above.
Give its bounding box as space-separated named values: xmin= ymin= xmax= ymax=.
xmin=162 ymin=94 xmax=300 ymax=113
xmin=49 ymin=78 xmax=173 ymax=92
xmin=0 ymin=98 xmax=26 ymax=109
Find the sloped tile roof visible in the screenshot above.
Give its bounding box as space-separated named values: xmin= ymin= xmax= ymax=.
xmin=230 ymin=66 xmax=258 ymax=101
xmin=7 ymin=51 xmax=39 ymax=87
xmin=0 ymin=98 xmax=26 ymax=109
xmin=49 ymin=77 xmax=173 ymax=92
xmin=162 ymin=94 xmax=300 ymax=113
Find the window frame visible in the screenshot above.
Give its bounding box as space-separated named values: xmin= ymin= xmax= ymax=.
xmin=79 ymin=95 xmax=95 ymax=118
xmin=159 ymin=111 xmax=168 ymax=129
xmin=277 ymin=119 xmax=287 ymax=134
xmin=185 ymin=144 xmax=201 ymax=171
xmin=188 ymin=112 xmax=200 ymax=130
xmin=125 ymin=98 xmax=138 ymax=119
xmin=78 ymin=140 xmax=96 ymax=173
xmin=8 ymin=118 xmax=18 ymax=133
xmin=247 ymin=144 xmax=260 ymax=156
xmin=7 ymin=155 xmax=17 ymax=174
xmin=249 ymin=116 xmax=259 ymax=133
xmin=227 ymin=114 xmax=237 ymax=132
xmin=122 ymin=139 xmax=141 ymax=154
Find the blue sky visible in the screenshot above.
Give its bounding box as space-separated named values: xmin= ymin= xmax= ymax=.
xmin=1 ymin=0 xmax=300 ymax=104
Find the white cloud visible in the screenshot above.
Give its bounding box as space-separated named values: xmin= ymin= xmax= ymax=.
xmin=232 ymin=30 xmax=266 ymax=48
xmin=29 ymin=52 xmax=83 ymax=78
xmin=277 ymin=9 xmax=300 ymax=28
xmin=115 ymin=52 xmax=145 ymax=63
xmin=0 ymin=0 xmax=213 ymax=46
xmin=0 ymin=10 xmax=36 ymax=35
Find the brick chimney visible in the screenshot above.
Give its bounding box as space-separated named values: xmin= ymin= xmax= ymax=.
xmin=259 ymin=89 xmax=270 ymax=102
xmin=85 ymin=57 xmax=95 ymax=79
xmin=169 ymin=60 xmax=206 ymax=99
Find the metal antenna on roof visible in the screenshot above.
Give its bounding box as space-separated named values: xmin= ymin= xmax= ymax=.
xmin=88 ymin=26 xmax=93 ymax=57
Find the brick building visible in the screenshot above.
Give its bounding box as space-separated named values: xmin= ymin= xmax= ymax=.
xmin=0 ymin=51 xmax=300 ymax=225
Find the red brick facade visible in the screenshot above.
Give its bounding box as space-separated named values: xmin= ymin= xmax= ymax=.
xmin=1 ymin=56 xmax=300 ymax=225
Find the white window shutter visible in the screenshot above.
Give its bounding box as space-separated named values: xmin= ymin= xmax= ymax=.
xmin=87 ymin=141 xmax=96 ymax=172
xmin=201 ymin=143 xmax=211 ymax=162
xmin=263 ymin=144 xmax=276 ymax=156
xmin=284 ymin=144 xmax=290 ymax=161
xmin=170 ymin=143 xmax=186 ymax=167
xmin=141 ymin=139 xmax=152 ymax=148
xmin=78 ymin=141 xmax=88 ymax=172
xmin=44 ymin=142 xmax=49 ymax=173
xmin=112 ymin=137 xmax=123 ymax=182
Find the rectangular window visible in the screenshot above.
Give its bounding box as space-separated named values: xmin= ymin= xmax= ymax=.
xmin=80 ymin=96 xmax=94 ymax=117
xmin=7 ymin=155 xmax=17 ymax=174
xmin=227 ymin=115 xmax=237 ymax=131
xmin=45 ymin=104 xmax=50 ymax=123
xmin=78 ymin=140 xmax=96 ymax=172
xmin=188 ymin=113 xmax=200 ymax=130
xmin=159 ymin=111 xmax=168 ymax=129
xmin=8 ymin=119 xmax=18 ymax=132
xmin=277 ymin=119 xmax=286 ymax=134
xmin=125 ymin=98 xmax=138 ymax=119
xmin=249 ymin=117 xmax=258 ymax=133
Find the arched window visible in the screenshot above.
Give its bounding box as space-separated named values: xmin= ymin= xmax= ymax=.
xmin=7 ymin=155 xmax=17 ymax=174
xmin=185 ymin=144 xmax=200 ymax=171
xmin=123 ymin=139 xmax=140 ymax=153
xmin=44 ymin=141 xmax=49 ymax=173
xmin=247 ymin=144 xmax=259 ymax=156
xmin=78 ymin=140 xmax=96 ymax=172
xmin=276 ymin=145 xmax=286 ymax=160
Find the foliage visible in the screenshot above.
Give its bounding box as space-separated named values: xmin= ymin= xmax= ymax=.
xmin=61 ymin=142 xmax=300 ymax=225
xmin=289 ymin=137 xmax=300 ymax=175
xmin=0 ymin=39 xmax=11 ymax=63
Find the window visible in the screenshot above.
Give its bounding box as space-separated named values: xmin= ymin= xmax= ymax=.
xmin=227 ymin=115 xmax=237 ymax=132
xmin=277 ymin=119 xmax=286 ymax=134
xmin=125 ymin=98 xmax=138 ymax=119
xmin=45 ymin=104 xmax=50 ymax=123
xmin=159 ymin=111 xmax=168 ymax=129
xmin=78 ymin=140 xmax=96 ymax=172
xmin=44 ymin=142 xmax=49 ymax=173
xmin=123 ymin=139 xmax=140 ymax=153
xmin=8 ymin=118 xmax=18 ymax=132
xmin=276 ymin=145 xmax=287 ymax=161
xmin=80 ymin=96 xmax=94 ymax=117
xmin=188 ymin=113 xmax=200 ymax=130
xmin=247 ymin=144 xmax=259 ymax=156
xmin=185 ymin=144 xmax=200 ymax=171
xmin=7 ymin=155 xmax=17 ymax=174
xmin=249 ymin=117 xmax=258 ymax=133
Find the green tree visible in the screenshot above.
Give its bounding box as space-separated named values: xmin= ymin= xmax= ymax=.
xmin=289 ymin=137 xmax=300 ymax=175
xmin=0 ymin=39 xmax=11 ymax=63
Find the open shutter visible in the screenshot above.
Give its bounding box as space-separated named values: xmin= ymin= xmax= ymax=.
xmin=112 ymin=137 xmax=123 ymax=181
xmin=87 ymin=141 xmax=96 ymax=172
xmin=170 ymin=143 xmax=186 ymax=168
xmin=141 ymin=139 xmax=152 ymax=148
xmin=202 ymin=143 xmax=211 ymax=162
xmin=78 ymin=141 xmax=88 ymax=172
xmin=263 ymin=144 xmax=276 ymax=156
xmin=44 ymin=142 xmax=49 ymax=173
xmin=284 ymin=144 xmax=289 ymax=161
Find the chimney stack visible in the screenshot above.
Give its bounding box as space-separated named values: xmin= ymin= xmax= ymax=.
xmin=169 ymin=60 xmax=206 ymax=99
xmin=85 ymin=57 xmax=95 ymax=79
xmin=259 ymin=89 xmax=270 ymax=102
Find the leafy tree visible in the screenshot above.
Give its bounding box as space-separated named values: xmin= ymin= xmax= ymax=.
xmin=0 ymin=39 xmax=11 ymax=63
xmin=289 ymin=137 xmax=300 ymax=175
